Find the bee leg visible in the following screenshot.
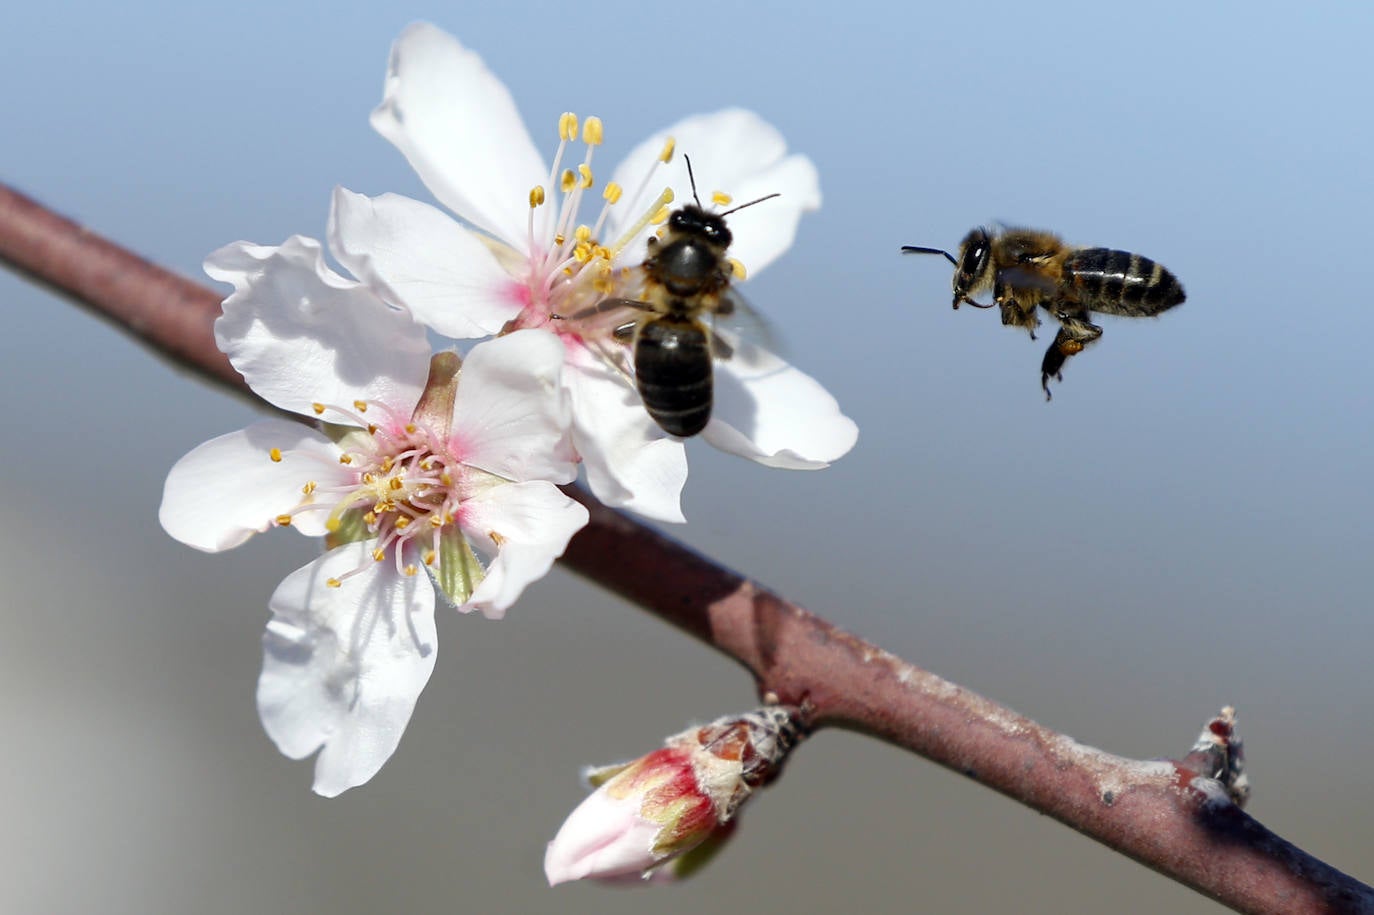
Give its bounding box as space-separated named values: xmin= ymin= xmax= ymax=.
xmin=1040 ymin=316 xmax=1103 ymax=400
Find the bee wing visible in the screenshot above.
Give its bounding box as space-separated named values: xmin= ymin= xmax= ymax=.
xmin=710 ymin=288 xmax=787 ymax=365
xmin=997 ymin=265 xmax=1061 ymax=298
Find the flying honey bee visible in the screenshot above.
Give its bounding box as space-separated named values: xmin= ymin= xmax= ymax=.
xmin=585 ymin=158 xmax=778 ymax=436
xmin=903 ymin=226 xmax=1186 ymax=399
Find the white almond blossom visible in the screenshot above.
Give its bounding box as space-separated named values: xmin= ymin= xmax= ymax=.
xmin=159 ymin=237 xmax=587 ymax=795
xmin=327 ymin=22 xmax=857 ymax=522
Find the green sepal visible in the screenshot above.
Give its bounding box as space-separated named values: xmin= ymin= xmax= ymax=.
xmin=425 ymin=529 xmax=486 ymax=609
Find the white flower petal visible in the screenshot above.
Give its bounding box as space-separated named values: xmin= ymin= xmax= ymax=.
xmin=370 ymin=23 xmax=547 ymax=250
xmin=563 ymin=348 xmax=688 ymax=523
xmin=607 ymin=109 xmax=820 ymax=276
xmin=160 ymin=420 xmax=350 ymax=551
xmin=206 ymin=237 xmax=432 ymax=421
xmin=257 ymin=544 xmax=438 ymax=797
xmin=703 ymin=337 xmax=858 ymax=469
xmin=544 ymin=788 xmax=662 ymax=886
xmin=327 ymin=188 xmax=523 ymax=339
xmin=451 ymin=331 xmax=577 ymax=483
xmin=459 ymin=480 xmax=589 ymax=619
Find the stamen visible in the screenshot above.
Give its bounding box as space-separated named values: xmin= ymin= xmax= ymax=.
xmin=607 ymin=187 xmax=675 ymax=259
xmin=312 ymin=403 xmax=325 ymax=416
xmin=353 ymin=400 xmax=368 ymax=413
xmin=728 ymin=257 xmax=748 ymax=280
xmin=578 ymin=164 xmax=593 ymax=189
xmin=712 ymin=191 xmax=732 ymax=207
xmin=659 ymin=137 xmax=675 ymax=163
xmin=529 ymin=185 xmax=546 ymax=208
xmin=339 ymin=454 xmax=354 ymax=465
xmin=603 ymin=182 xmax=623 ymax=205
xmin=372 ymin=547 xmax=386 ymax=562
xmin=268 ymin=448 xmax=283 ymax=462
xmin=559 ymin=112 xmax=579 ymax=142
xmin=275 ymin=514 xmax=293 ymax=527
xmin=560 ymin=169 xmax=577 ymax=194
xmin=583 ymin=116 xmax=604 ymax=146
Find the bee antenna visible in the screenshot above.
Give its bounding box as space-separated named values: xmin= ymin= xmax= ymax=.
xmin=684 ymin=155 xmax=703 ymax=208
xmin=901 ymin=245 xmax=958 ymax=267
xmin=720 ymin=193 xmax=781 ymax=216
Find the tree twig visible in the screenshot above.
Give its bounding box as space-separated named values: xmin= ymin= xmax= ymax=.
xmin=2 ymin=181 xmax=1369 ymax=915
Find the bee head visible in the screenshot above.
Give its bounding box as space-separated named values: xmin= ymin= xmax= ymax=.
xmin=953 ymin=227 xmax=993 ymax=305
xmin=669 ymin=204 xmax=733 ymax=251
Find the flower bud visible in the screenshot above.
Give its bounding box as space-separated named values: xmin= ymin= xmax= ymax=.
xmin=544 ymin=706 xmax=801 ymax=886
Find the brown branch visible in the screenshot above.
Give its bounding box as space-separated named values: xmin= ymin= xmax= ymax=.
xmin=3 ymin=181 xmax=1369 ymax=915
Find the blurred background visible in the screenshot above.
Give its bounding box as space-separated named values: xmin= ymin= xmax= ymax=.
xmin=3 ymin=2 xmax=1371 ymax=912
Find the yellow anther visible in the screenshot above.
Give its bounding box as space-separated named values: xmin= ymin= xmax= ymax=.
xmin=403 ymin=565 xmax=419 ymax=577
xmin=574 ymin=224 xmax=593 ymax=242
xmin=728 ymin=257 xmax=748 ymax=280
xmin=439 ymin=472 xmax=454 ymax=486
xmin=367 ymin=424 xmax=379 ymax=436
xmin=362 ymin=472 xmax=376 ymax=484
xmin=275 ymin=514 xmax=293 ymax=527
xmin=553 ymin=233 xmax=566 ymax=246
xmin=489 ymin=531 xmax=507 ymax=546
xmin=606 ymin=188 xmax=675 ymax=259
xmin=573 ymin=241 xmax=593 ymax=263
xmin=302 ymin=481 xmax=317 ymax=495
xmin=561 ymin=169 xmax=577 ymax=193
xmin=659 ymin=137 xmax=675 ymax=163
xmin=418 ymin=458 xmax=433 ymax=471
xmin=444 ymin=511 xmax=455 ymax=524
xmin=380 ymin=456 xmax=395 ymax=473
xmin=312 ymin=403 xmax=325 ymax=416
xmin=405 ymin=423 xmax=417 ymax=434
xmin=578 ymin=163 xmax=593 ymax=188
xmin=372 ymin=548 xmax=386 ymax=562
xmin=353 ymin=400 xmax=368 ymax=413
xmin=269 ymin=448 xmax=283 ymax=463
xmin=711 ymin=191 xmax=733 ymax=207
xmin=395 ymin=517 xmax=411 ymax=530
xmin=529 ymin=185 xmax=546 ymax=208
xmin=583 ymin=116 xmax=604 ymax=145
xmin=339 ymin=454 xmax=354 ymax=465
xmin=326 ymin=517 xmax=342 ymax=533
xmin=363 ymin=512 xmax=377 ymax=525
xmin=389 ymin=477 xmax=404 ymax=491
xmin=326 ymin=578 xmax=342 ymax=589
xmin=559 ymin=112 xmax=578 ymax=141
xmin=603 ymin=181 xmax=623 ymax=205
xmin=423 ymin=550 xmax=436 ymax=566
xmin=429 ymin=514 xmax=443 ymax=528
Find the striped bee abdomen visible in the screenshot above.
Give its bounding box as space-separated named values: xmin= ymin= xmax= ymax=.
xmin=1063 ymin=248 xmax=1186 ymax=317
xmin=634 ymin=317 xmax=714 ymax=437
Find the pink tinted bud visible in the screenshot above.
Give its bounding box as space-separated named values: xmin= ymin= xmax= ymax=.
xmin=544 ymin=706 xmax=800 ymax=886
